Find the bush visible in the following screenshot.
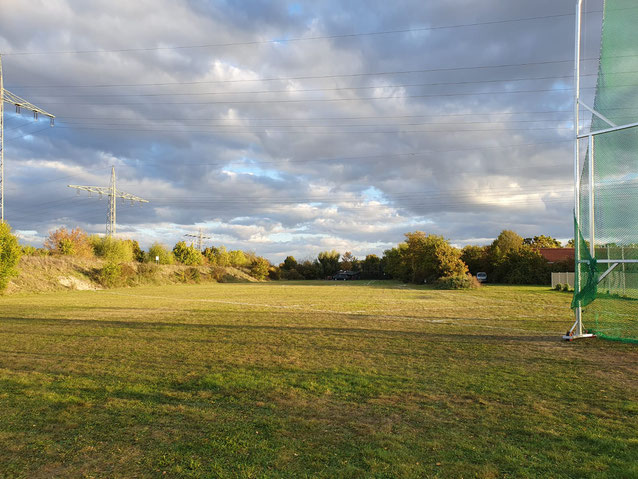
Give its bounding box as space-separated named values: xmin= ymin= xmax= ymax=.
xmin=147 ymin=243 xmax=174 ymax=265
xmin=98 ymin=262 xmax=122 ymax=288
xmin=45 ymin=227 xmax=93 ymax=257
xmin=91 ymin=236 xmax=134 ymax=263
xmin=0 ymin=223 xmax=22 ymax=292
xmin=554 ymin=283 xmax=563 ymax=291
xmin=21 ymin=245 xmax=37 ymax=256
xmin=228 ymin=250 xmax=249 ymax=267
xmin=175 ymin=267 xmax=201 ymax=283
xmin=173 ymin=241 xmax=204 ymax=266
xmin=561 ymin=283 xmax=571 ymax=292
xmin=135 ymin=263 xmax=160 ymax=284
xmin=434 ymin=274 xmax=480 ymax=290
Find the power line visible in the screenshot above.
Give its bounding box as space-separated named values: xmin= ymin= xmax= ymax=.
xmin=5 ymin=58 xmax=583 ymax=89
xmin=49 ymin=125 xmax=573 ymax=135
xmin=17 ymin=73 xmax=585 ymax=99
xmin=2 ymin=11 xmax=583 ymax=57
xmin=53 ymin=109 xmax=575 ymax=122
xmin=36 ymin=86 xmax=577 ymax=107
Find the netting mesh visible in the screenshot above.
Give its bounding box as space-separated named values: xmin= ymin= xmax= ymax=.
xmin=573 ymin=0 xmax=638 ymax=342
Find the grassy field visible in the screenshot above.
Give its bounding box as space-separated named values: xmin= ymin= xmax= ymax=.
xmin=0 ymin=281 xmax=636 ymax=478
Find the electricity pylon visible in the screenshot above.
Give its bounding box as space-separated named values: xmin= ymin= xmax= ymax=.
xmin=185 ymin=227 xmax=212 ymax=251
xmin=68 ymin=167 xmax=148 ymax=237
xmin=0 ymin=54 xmax=55 ymax=222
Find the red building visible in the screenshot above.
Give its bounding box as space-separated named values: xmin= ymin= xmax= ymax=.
xmin=537 ymin=248 xmax=574 ymax=264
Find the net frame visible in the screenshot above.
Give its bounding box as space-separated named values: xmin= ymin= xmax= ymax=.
xmin=566 ymin=0 xmax=638 ymax=341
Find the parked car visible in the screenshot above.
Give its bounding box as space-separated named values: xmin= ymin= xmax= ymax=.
xmin=476 ymin=272 xmax=488 ymax=283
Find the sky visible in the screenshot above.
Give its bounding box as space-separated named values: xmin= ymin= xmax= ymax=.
xmin=0 ymin=0 xmax=604 ymax=262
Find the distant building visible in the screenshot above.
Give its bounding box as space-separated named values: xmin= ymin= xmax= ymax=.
xmin=332 ymin=270 xmax=361 ymax=280
xmin=537 ymin=248 xmax=574 ymax=264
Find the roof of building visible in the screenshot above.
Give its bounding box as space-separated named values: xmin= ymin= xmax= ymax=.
xmin=537 ymin=248 xmax=574 ymax=263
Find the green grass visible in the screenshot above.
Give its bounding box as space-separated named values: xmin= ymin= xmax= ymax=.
xmin=0 ymin=281 xmax=636 ymax=478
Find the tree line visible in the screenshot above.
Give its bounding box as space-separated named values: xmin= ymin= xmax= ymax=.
xmin=0 ymin=222 xmax=575 ymax=293
xmin=277 ymin=230 xmax=573 ymax=286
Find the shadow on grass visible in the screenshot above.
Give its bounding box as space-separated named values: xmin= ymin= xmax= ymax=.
xmin=1 ymin=316 xmax=559 ymax=344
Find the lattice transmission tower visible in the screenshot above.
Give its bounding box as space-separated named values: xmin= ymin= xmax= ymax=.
xmin=68 ymin=167 xmax=149 ymax=236
xmin=185 ymin=227 xmax=212 ymax=251
xmin=0 ymin=54 xmax=55 ymax=222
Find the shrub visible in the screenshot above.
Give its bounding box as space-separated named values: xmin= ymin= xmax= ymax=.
xmin=91 ymin=236 xmax=134 ymax=263
xmin=45 ymin=227 xmax=93 ymax=257
xmin=175 ymin=267 xmax=201 ymax=283
xmin=268 ymin=266 xmax=281 ymax=280
xmin=434 ymin=274 xmax=480 ymax=290
xmin=98 ymin=262 xmax=122 ymax=288
xmin=21 ymin=245 xmax=37 ymax=256
xmin=0 ymin=223 xmax=22 ymax=292
xmin=147 ymin=243 xmax=174 ymax=265
xmin=561 ymin=283 xmax=571 ymax=292
xmin=173 ymin=241 xmax=204 ymax=266
xmin=136 ymin=263 xmax=159 ymax=284
xmin=554 ymin=283 xmax=563 ymax=291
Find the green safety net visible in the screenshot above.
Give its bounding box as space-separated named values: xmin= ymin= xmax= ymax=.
xmin=573 ymin=0 xmax=638 ymax=343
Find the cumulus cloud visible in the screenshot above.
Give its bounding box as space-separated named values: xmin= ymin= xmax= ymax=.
xmin=0 ymin=0 xmax=604 ymax=261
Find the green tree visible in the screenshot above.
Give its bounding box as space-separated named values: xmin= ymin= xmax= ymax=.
xmin=204 ymin=245 xmax=230 ymax=267
xmin=496 ymin=246 xmax=550 ymax=284
xmin=228 ymin=250 xmax=249 ymax=267
xmin=250 ymin=256 xmax=270 ymax=280
xmin=402 ymin=232 xmax=467 ymax=284
xmin=361 ymin=254 xmax=383 ymax=279
xmin=147 ymin=243 xmax=174 ymax=265
xmin=317 ymin=250 xmax=340 ymax=277
xmin=523 ymin=235 xmax=562 ymax=248
xmin=382 ymin=245 xmax=409 ymax=281
xmin=0 ymin=223 xmax=22 ymax=292
xmin=461 ymin=245 xmax=488 ymax=275
xmin=281 ymin=256 xmax=298 ymax=271
xmin=173 ymin=241 xmax=204 ymax=266
xmin=125 ymin=239 xmax=145 ymax=262
xmin=297 ymin=259 xmax=321 ymax=279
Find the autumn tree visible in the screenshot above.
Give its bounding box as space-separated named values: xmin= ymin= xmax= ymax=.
xmin=340 ymin=251 xmax=356 ymax=271
xmin=44 ymin=227 xmax=93 ymax=257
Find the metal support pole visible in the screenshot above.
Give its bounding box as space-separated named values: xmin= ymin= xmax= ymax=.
xmin=573 ymin=0 xmax=584 ymax=334
xmin=589 ymin=134 xmax=595 ymax=259
xmin=565 ymin=0 xmax=594 ymax=340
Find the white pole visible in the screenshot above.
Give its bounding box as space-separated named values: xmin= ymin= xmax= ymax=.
xmin=589 ymin=134 xmax=595 ymax=259
xmin=574 ymin=0 xmax=584 ymax=334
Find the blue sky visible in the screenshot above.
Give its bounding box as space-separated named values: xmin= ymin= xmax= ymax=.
xmin=0 ymin=0 xmax=604 ymax=261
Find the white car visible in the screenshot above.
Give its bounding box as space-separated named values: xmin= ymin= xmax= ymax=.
xmin=476 ymin=272 xmax=487 ymax=283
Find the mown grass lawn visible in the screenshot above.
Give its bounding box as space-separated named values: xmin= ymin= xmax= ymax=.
xmin=0 ymin=281 xmax=636 ymax=478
